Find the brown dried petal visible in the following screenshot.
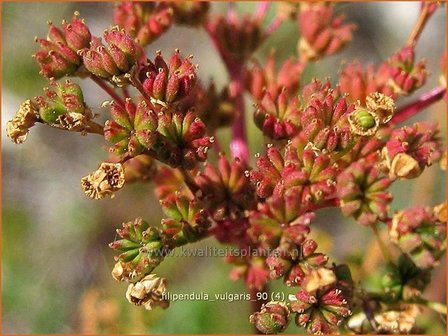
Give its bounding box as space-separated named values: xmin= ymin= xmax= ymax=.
xmin=81 ymin=162 xmax=125 ymax=199
xmin=6 ymin=100 xmax=39 ymax=144
xmin=125 ymin=274 xmax=169 ymax=310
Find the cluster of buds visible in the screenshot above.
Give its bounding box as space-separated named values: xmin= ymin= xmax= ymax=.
xmin=266 ymin=238 xmax=328 ymax=287
xmin=337 ymin=154 xmax=392 ymax=226
xmin=160 ymin=193 xmax=211 ymax=246
xmin=141 ymin=50 xmax=197 ymax=104
xmin=298 ymin=3 xmax=356 ymax=62
xmin=109 ymin=217 xmax=165 ymax=281
xmin=104 ymin=99 xmax=158 ymax=157
xmin=388 ymin=205 xmax=447 ymax=269
xmin=338 ymin=62 xmax=395 ymax=105
xmin=113 ymin=2 xmax=173 ymax=47
xmin=126 ymin=274 xmax=169 ymax=310
xmin=205 ymin=7 xmax=267 ymax=63
xmin=81 ymin=162 xmax=125 ymax=200
xmin=251 ymin=146 xmax=338 ymax=205
xmin=79 ymin=26 xmax=142 ymax=81
xmin=292 ymin=80 xmax=356 ymax=154
xmin=248 ymin=195 xmax=313 ymax=252
xmin=195 ymin=154 xmax=256 ymax=220
xmin=249 ymin=301 xmax=291 ymax=334
xmin=34 ymin=12 xmax=92 ymax=79
xmin=155 ymin=109 xmax=213 ymax=169
xmin=245 ymin=51 xmax=303 ymax=101
xmin=290 ymin=266 xmax=353 ymax=334
xmin=254 ymin=89 xmax=301 ymax=140
xmin=387 ymin=47 xmax=427 ymax=95
xmin=381 ymin=121 xmax=443 ymax=180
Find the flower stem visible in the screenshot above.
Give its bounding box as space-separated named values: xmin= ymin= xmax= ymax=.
xmin=406 ymin=2 xmax=435 ymax=47
xmin=229 ymin=68 xmax=250 ymax=162
xmin=85 ymin=121 xmax=104 ymax=135
xmin=90 ymin=75 xmax=125 ymax=108
xmin=179 ymin=168 xmax=199 ymax=195
xmin=391 ymin=87 xmax=446 ymax=125
xmin=408 ymin=297 xmax=447 ymax=315
xmin=371 ymin=223 xmax=392 ymax=264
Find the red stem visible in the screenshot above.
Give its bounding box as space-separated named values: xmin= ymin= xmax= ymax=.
xmin=204 ymin=21 xmax=250 ymax=162
xmin=90 ymin=75 xmax=125 ymax=108
xmin=391 ymin=87 xmax=446 ymax=125
xmin=229 ymin=68 xmax=250 ymax=162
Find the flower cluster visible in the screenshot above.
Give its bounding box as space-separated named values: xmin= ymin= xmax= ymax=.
xmin=389 ymin=204 xmax=446 ymax=269
xmin=298 ymin=3 xmax=356 ymax=62
xmin=34 ymin=12 xmax=91 ymax=79
xmin=79 ymin=26 xmax=142 ymax=81
xmin=381 ymin=121 xmax=443 ymax=179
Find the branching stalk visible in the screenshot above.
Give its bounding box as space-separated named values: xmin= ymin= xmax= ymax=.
xmin=391 ymin=87 xmax=446 ymax=125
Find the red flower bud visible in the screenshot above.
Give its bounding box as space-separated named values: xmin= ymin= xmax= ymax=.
xmin=34 ymin=12 xmax=91 ymax=79
xmin=298 ymin=3 xmax=355 ymax=62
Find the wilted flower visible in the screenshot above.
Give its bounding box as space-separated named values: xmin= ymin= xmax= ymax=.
xmin=6 ymin=100 xmax=39 ymax=144
xmin=374 ymin=304 xmax=420 ymax=334
xmin=79 ymin=26 xmax=142 ymax=80
xmin=104 ymin=99 xmax=158 ymax=157
xmin=337 ymin=155 xmax=392 ymax=226
xmin=34 ymin=12 xmax=91 ymax=79
xmin=387 ymin=46 xmax=427 ymax=95
xmin=348 ymin=92 xmax=395 ymax=136
xmin=388 ymin=206 xmax=446 ymax=268
xmin=126 ymin=274 xmax=169 ymax=310
xmin=382 ymin=122 xmax=443 ymax=179
xmin=195 ymin=153 xmax=256 ymax=220
xmin=113 ymin=2 xmax=173 ymax=46
xmin=160 ymin=192 xmax=210 ymax=246
xmin=109 ymin=217 xmax=165 ymax=281
xmin=81 ymin=162 xmax=125 ymax=199
xmin=250 ymin=301 xmax=291 ymax=334
xmin=298 ymin=3 xmax=355 ymax=62
xmin=140 ymin=50 xmax=197 ymax=104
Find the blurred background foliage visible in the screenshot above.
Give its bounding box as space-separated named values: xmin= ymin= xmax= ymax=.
xmin=2 ymin=2 xmax=446 ymax=334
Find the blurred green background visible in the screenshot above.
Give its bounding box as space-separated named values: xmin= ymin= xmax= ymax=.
xmin=2 ymin=2 xmax=446 ymax=334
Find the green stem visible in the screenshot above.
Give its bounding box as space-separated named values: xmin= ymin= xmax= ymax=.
xmin=405 ymin=297 xmax=447 ymax=315
xmin=371 ymin=223 xmax=392 ymax=264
